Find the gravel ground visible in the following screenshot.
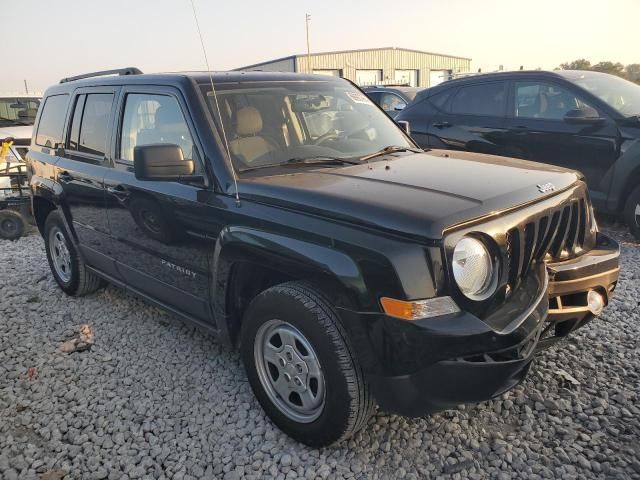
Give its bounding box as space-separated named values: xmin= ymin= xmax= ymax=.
xmin=1 ymin=221 xmax=639 ymax=480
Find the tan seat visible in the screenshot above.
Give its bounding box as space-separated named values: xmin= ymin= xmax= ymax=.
xmin=229 ymin=107 xmax=277 ymax=165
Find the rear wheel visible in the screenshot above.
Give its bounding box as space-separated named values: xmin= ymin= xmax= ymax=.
xmin=44 ymin=210 xmax=105 ymax=295
xmin=624 ymin=185 xmax=640 ymax=241
xmin=0 ymin=210 xmax=26 ymax=240
xmin=240 ymin=282 xmax=375 ymax=446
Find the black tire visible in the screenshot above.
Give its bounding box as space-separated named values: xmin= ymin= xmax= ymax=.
xmin=43 ymin=210 xmax=105 ymax=296
xmin=240 ymin=281 xmax=375 ymax=447
xmin=624 ymin=185 xmax=640 ymax=241
xmin=0 ymin=210 xmax=26 ymax=240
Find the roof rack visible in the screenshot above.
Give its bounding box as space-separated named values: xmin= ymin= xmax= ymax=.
xmin=59 ymin=67 xmax=143 ymax=84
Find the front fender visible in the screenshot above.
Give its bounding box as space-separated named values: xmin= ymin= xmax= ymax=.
xmin=212 ymin=226 xmax=369 ymax=319
xmin=607 ymin=137 xmax=640 ymax=212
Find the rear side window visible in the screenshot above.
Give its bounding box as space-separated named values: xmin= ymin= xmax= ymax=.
xmin=451 ymin=82 xmax=506 ymax=116
xmin=68 ymin=95 xmax=86 ymax=151
xmin=35 ymin=95 xmax=69 ymax=148
xmin=76 ymin=94 xmax=114 ymax=156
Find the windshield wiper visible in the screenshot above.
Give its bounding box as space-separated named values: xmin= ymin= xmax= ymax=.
xmin=283 ymin=156 xmax=361 ymax=166
xmin=239 ymin=156 xmax=360 ymax=173
xmin=359 ymin=145 xmax=422 ymax=162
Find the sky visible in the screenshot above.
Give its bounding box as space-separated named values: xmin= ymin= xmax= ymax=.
xmin=4 ymin=0 xmax=639 ymax=94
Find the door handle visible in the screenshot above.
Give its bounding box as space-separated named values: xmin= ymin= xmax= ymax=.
xmin=514 ymin=125 xmax=528 ymax=130
xmin=107 ymin=186 xmax=130 ymax=199
xmin=58 ymin=171 xmax=73 ymax=182
xmin=432 ymin=121 xmax=451 ymax=129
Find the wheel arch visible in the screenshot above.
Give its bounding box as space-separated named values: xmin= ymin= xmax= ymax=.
xmin=211 ymin=226 xmax=370 ymax=346
xmin=32 ymin=194 xmax=58 ymax=235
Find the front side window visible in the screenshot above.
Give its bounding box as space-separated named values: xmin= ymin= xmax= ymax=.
xmin=200 ymin=80 xmax=413 ymax=171
xmin=379 ymin=93 xmax=407 ymax=112
xmin=120 ymin=93 xmax=195 ymax=165
xmin=35 ymin=95 xmax=69 ymax=148
xmin=74 ymin=94 xmax=114 ymax=156
xmin=514 ymin=82 xmax=593 ymax=120
xmin=0 ymin=97 xmax=41 ymax=127
xmin=451 ymin=82 xmax=506 ymax=116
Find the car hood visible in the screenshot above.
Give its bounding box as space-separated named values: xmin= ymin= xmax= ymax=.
xmin=0 ymin=125 xmax=33 ymax=140
xmin=240 ymin=149 xmax=581 ymax=240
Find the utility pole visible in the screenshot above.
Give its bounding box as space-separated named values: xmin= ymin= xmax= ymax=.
xmin=305 ymin=14 xmax=312 ymax=73
xmin=24 ymin=80 xmax=29 ymax=94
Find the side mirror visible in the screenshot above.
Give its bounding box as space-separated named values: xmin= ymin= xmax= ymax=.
xmin=396 ymin=120 xmax=411 ymax=134
xmin=394 ymin=104 xmax=407 ymax=111
xmin=133 ymin=144 xmax=200 ymax=181
xmin=564 ymin=106 xmax=604 ymax=125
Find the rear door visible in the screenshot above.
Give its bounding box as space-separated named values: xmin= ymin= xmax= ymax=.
xmin=103 ymin=86 xmax=218 ymax=322
xmin=55 ymin=87 xmax=119 ymax=277
xmin=431 ymin=81 xmax=510 ymax=156
xmin=504 ymin=79 xmax=619 ymax=197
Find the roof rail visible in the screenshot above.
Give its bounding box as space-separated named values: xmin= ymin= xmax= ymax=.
xmin=59 ymin=67 xmax=143 ymax=84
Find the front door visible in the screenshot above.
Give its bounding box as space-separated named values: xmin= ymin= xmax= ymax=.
xmin=431 ymin=81 xmax=510 ymax=156
xmin=103 ymin=87 xmax=221 ymax=322
xmin=504 ymin=80 xmax=619 ymax=201
xmin=55 ymin=88 xmax=119 ymax=277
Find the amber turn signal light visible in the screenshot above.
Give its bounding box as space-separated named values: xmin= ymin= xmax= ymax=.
xmin=380 ymin=296 xmax=460 ymax=321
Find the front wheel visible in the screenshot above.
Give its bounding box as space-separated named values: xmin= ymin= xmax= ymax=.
xmin=240 ymin=282 xmax=375 ymax=446
xmin=44 ymin=210 xmax=105 ymax=296
xmin=623 ymin=185 xmax=640 ymax=241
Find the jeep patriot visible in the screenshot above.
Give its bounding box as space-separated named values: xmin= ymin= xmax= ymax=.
xmin=27 ymin=68 xmax=620 ymax=446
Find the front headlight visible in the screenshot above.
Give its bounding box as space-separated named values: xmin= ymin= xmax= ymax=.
xmin=452 ymin=236 xmax=496 ymax=300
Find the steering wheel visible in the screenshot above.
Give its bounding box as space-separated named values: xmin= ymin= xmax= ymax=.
xmin=313 ymin=131 xmax=340 ymax=146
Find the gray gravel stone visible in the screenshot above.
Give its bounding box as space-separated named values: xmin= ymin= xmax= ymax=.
xmin=1 ymin=223 xmax=639 ymax=479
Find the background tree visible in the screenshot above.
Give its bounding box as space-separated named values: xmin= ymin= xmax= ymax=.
xmin=559 ymin=59 xmax=640 ymax=84
xmin=560 ymin=59 xmax=591 ymax=70
xmin=625 ymin=64 xmax=640 ymax=84
xmin=592 ymin=61 xmax=625 ymax=76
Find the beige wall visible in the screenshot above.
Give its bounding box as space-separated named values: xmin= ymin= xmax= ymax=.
xmin=295 ymin=48 xmax=471 ymax=87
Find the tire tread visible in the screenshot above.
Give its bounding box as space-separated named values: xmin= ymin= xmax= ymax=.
xmin=262 ymin=281 xmax=376 ymax=443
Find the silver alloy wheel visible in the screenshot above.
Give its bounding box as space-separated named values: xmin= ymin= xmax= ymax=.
xmin=254 ymin=319 xmax=326 ymax=423
xmin=635 ymin=203 xmax=640 ymax=226
xmin=49 ymin=226 xmax=72 ymax=283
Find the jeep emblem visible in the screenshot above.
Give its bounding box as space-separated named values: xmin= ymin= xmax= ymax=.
xmin=537 ymin=182 xmax=556 ymax=193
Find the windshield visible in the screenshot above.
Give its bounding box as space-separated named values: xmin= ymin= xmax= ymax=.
xmin=559 ymin=71 xmax=640 ymax=117
xmin=0 ymin=97 xmax=41 ymax=127
xmin=200 ymin=80 xmax=412 ymax=171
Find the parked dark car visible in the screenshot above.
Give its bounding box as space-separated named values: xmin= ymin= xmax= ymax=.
xmin=27 ymin=68 xmax=619 ymax=446
xmin=362 ymin=85 xmax=423 ymax=118
xmin=396 ymin=70 xmax=640 ymax=239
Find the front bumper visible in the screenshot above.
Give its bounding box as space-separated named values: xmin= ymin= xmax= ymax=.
xmin=338 ymin=266 xmax=549 ymax=417
xmin=541 ymin=232 xmax=620 ymax=347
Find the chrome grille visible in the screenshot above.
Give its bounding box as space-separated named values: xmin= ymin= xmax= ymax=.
xmin=507 ymin=197 xmax=588 ymax=287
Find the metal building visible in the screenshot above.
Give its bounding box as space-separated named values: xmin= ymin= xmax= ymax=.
xmin=235 ymin=46 xmax=471 ymax=88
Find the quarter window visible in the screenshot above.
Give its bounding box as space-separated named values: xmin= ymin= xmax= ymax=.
xmin=514 ymin=82 xmax=593 ymax=120
xmin=120 ymin=93 xmax=196 ymax=166
xmin=451 ymin=82 xmax=506 ymax=116
xmin=35 ymin=95 xmax=69 ymax=148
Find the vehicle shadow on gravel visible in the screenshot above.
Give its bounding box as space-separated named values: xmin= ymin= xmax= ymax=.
xmin=0 ymin=225 xmax=638 ymax=480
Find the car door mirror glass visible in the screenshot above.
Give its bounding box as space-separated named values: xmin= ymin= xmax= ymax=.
xmin=396 ymin=120 xmax=411 ymax=134
xmin=394 ymin=103 xmax=407 ymax=111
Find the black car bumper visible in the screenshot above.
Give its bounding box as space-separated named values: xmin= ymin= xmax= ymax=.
xmin=338 ymin=265 xmax=549 ymax=417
